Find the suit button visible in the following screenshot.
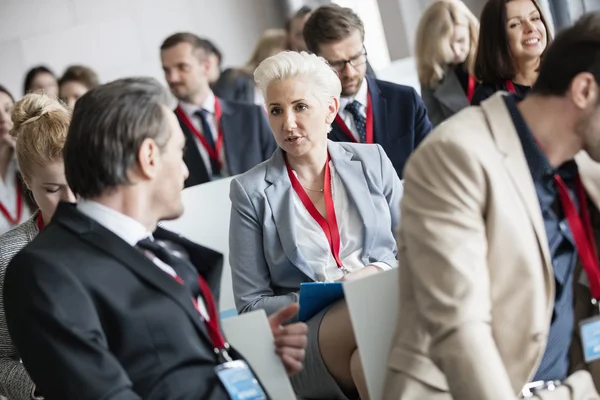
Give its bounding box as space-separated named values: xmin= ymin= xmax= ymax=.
xmin=532 ymin=333 xmax=544 ymax=342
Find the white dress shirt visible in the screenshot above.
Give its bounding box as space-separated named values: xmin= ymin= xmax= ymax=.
xmin=77 ymin=200 xmax=210 ymax=319
xmin=292 ymin=161 xmax=391 ymax=282
xmin=179 ymin=91 xmax=229 ymax=178
xmin=0 ymin=158 xmax=31 ymax=235
xmin=337 ymin=79 xmax=369 ymax=142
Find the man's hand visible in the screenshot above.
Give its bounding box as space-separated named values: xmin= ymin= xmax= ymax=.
xmin=268 ymin=303 xmax=308 ymax=376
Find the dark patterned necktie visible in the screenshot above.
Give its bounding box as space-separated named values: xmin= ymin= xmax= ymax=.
xmin=194 ymin=109 xmax=221 ymax=176
xmin=345 ymin=100 xmax=366 ymax=143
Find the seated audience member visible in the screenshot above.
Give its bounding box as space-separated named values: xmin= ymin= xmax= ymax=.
xmin=384 ymin=12 xmax=600 ymax=400
xmin=58 ymin=65 xmax=100 ymax=109
xmin=303 ymin=4 xmax=432 ymax=178
xmin=0 ymin=94 xmax=74 ymax=400
xmin=214 ymin=29 xmax=287 ymax=105
xmin=23 ymin=66 xmax=58 ymax=98
xmin=416 ymin=0 xmax=480 ymax=126
xmin=3 ymin=77 xmax=307 ymax=400
xmin=286 ymin=6 xmax=312 ymax=52
xmin=471 ymin=0 xmax=551 ymax=105
xmin=0 ymin=86 xmax=30 ymax=235
xmin=203 ymin=38 xmax=223 ymax=87
xmin=229 ymin=51 xmax=402 ymax=399
xmin=160 ymin=33 xmax=276 ymax=187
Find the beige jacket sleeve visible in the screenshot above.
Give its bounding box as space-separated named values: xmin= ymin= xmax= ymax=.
xmin=400 ymin=137 xmax=515 ymax=399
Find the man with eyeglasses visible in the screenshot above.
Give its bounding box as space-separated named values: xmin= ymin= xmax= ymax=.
xmin=304 ymin=4 xmax=432 ymax=178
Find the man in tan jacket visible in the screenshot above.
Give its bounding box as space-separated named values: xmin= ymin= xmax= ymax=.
xmin=385 ymin=13 xmax=600 ymax=400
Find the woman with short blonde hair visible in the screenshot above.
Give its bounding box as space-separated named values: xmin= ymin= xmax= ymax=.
xmin=416 ymin=0 xmax=479 ymax=126
xmin=230 ymin=51 xmax=403 ymax=399
xmin=0 ymin=93 xmax=75 ymax=400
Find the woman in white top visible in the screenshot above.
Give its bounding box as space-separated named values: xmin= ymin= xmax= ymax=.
xmin=229 ymin=51 xmax=403 ymax=399
xmin=0 ymin=85 xmax=31 ymax=235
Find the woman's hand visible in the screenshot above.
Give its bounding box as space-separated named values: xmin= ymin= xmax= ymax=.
xmin=336 ymin=264 xmax=382 ymax=282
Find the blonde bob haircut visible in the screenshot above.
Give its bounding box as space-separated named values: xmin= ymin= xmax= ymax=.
xmin=254 ymin=51 xmax=341 ymax=105
xmin=415 ymin=0 xmax=479 ymax=88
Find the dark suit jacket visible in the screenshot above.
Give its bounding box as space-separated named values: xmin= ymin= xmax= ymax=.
xmin=471 ymin=81 xmax=531 ymax=106
xmin=178 ymin=98 xmax=276 ymax=188
xmin=329 ymin=76 xmax=432 ymax=178
xmin=420 ymin=69 xmax=470 ymax=127
xmin=3 ymin=203 xmax=251 ymax=400
xmin=213 ymin=68 xmax=255 ymax=104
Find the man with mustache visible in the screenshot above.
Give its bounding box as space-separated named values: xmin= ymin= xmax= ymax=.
xmin=161 ymin=33 xmax=276 ymax=188
xmin=303 ymin=4 xmax=433 ymax=178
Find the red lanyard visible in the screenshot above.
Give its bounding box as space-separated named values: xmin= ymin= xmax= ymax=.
xmin=175 ymin=98 xmax=224 ymax=168
xmin=334 ymin=91 xmax=374 ymax=144
xmin=170 ymin=270 xmax=230 ymax=360
xmin=555 ymin=175 xmax=600 ymax=299
xmin=0 ymin=176 xmax=23 ymax=225
xmin=36 ymin=213 xmax=44 ymax=231
xmin=506 ymin=80 xmax=517 ymax=94
xmin=467 ymin=75 xmax=476 ymax=104
xmin=285 ymin=155 xmax=347 ymax=272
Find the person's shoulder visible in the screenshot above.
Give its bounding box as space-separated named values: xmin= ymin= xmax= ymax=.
xmin=220 ymin=98 xmax=262 ymax=115
xmin=371 ymin=78 xmax=418 ymax=98
xmin=471 ymin=82 xmax=501 ymax=106
xmin=0 ymin=213 xmax=39 ymax=269
xmin=230 ymin=155 xmax=274 ymax=198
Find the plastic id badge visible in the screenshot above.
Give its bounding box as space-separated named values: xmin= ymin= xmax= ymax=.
xmin=580 ymin=316 xmax=600 ymax=363
xmin=215 ymin=360 xmax=267 ymax=400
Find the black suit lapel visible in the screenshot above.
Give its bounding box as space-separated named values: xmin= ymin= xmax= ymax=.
xmin=53 ymin=204 xmax=215 ymax=348
xmin=176 ymin=110 xmax=210 ymax=188
xmin=366 ymin=76 xmax=387 ymax=144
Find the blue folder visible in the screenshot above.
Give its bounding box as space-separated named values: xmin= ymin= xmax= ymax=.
xmin=298 ymin=282 xmax=345 ymax=322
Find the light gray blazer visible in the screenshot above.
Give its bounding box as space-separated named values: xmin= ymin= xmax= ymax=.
xmin=0 ymin=211 xmax=40 ymax=400
xmin=229 ymin=140 xmax=403 ymax=316
xmin=421 ymin=69 xmax=470 ymax=127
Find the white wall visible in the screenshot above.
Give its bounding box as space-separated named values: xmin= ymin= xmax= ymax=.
xmin=0 ymin=0 xmax=284 ymax=98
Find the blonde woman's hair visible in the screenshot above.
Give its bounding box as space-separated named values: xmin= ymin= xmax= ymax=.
xmin=10 ymin=94 xmax=71 ymax=182
xmin=415 ymin=0 xmax=479 ymax=88
xmin=254 ymin=51 xmax=341 ymax=105
xmin=244 ymin=29 xmax=288 ymax=74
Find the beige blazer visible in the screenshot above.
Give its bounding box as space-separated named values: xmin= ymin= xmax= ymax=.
xmin=384 ymin=93 xmax=600 ymax=400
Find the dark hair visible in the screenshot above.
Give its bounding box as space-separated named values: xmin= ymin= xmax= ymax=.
xmin=23 ymin=66 xmax=56 ymax=95
xmin=202 ymin=38 xmax=222 ymax=66
xmin=532 ymin=12 xmax=600 ymax=96
xmin=474 ymin=0 xmax=552 ymax=85
xmin=303 ymin=4 xmax=365 ymax=54
xmin=64 ymin=77 xmax=172 ymax=198
xmin=285 ymin=6 xmax=312 ymax=32
xmin=0 ymin=85 xmax=15 ymax=103
xmin=58 ymin=65 xmax=100 ymax=90
xmin=160 ymin=32 xmax=217 ymax=60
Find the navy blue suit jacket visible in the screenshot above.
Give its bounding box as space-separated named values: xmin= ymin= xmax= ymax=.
xmin=178 ymin=98 xmax=276 ymax=188
xmin=329 ymin=76 xmax=432 ymax=178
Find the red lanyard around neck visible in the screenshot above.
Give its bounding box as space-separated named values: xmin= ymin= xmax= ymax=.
xmin=334 ymin=91 xmax=373 ymax=144
xmin=467 ymin=75 xmax=476 ymax=103
xmin=175 ymin=97 xmax=224 ymax=168
xmin=0 ymin=176 xmax=23 ymax=225
xmin=506 ymin=80 xmax=517 ymax=94
xmin=285 ymin=154 xmax=348 ymax=273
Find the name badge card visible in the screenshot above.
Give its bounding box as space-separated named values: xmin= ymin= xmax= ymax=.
xmin=215 ymin=360 xmax=267 ymax=400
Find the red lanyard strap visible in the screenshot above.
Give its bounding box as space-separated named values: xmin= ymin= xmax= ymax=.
xmin=467 ymin=75 xmax=476 ymax=104
xmin=334 ymin=91 xmax=373 ymax=144
xmin=175 ymin=98 xmax=224 ymax=168
xmin=286 ymin=155 xmax=346 ymax=271
xmin=506 ymin=80 xmax=517 ymax=94
xmin=36 ymin=213 xmax=44 ymax=231
xmin=555 ymin=175 xmax=600 ymax=299
xmin=0 ymin=176 xmax=23 ymax=225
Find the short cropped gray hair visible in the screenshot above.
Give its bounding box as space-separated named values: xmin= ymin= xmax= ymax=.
xmin=64 ymin=77 xmax=172 ymax=198
xmin=254 ymin=51 xmax=341 ymax=104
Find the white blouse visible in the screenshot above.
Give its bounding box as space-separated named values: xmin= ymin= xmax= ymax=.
xmin=291 ymin=161 xmax=391 ymax=282
xmin=0 ymin=159 xmax=30 ymax=235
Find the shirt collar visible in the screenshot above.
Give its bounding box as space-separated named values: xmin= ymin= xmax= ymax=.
xmin=178 ymin=91 xmax=216 ymax=118
xmin=339 ymin=78 xmax=369 ymax=115
xmin=504 ymin=95 xmax=578 ymax=182
xmin=76 ymin=200 xmax=152 ymax=246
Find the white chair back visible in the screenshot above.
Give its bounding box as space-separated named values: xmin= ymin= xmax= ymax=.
xmin=222 ymin=309 xmax=297 ymax=400
xmin=160 ymin=177 xmax=237 ymax=317
xmin=343 ymin=268 xmax=400 ymax=400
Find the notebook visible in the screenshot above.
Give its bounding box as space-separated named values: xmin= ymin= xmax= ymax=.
xmin=298 ymin=282 xmax=345 ymax=322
